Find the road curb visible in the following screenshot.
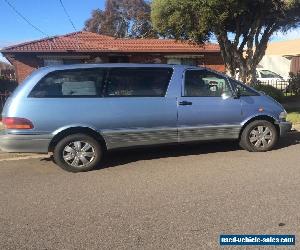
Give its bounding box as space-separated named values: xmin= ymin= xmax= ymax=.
xmin=0 ymin=154 xmax=49 ymax=162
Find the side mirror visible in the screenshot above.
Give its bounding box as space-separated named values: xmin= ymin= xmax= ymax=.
xmin=234 ymin=88 xmax=241 ymax=99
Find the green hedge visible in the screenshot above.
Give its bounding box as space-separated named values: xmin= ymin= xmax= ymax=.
xmin=252 ymin=84 xmax=284 ymax=102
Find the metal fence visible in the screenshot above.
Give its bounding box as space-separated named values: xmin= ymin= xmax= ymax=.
xmin=255 ymin=80 xmax=295 ymax=96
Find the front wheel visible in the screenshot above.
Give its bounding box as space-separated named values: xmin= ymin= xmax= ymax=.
xmin=53 ymin=134 xmax=102 ymax=172
xmin=239 ymin=120 xmax=278 ymax=152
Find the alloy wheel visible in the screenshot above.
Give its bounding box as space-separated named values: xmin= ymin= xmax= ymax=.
xmin=249 ymin=125 xmax=273 ymax=149
xmin=63 ymin=141 xmax=96 ymax=168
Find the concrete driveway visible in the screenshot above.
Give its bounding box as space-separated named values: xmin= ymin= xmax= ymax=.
xmin=0 ymin=131 xmax=300 ymax=249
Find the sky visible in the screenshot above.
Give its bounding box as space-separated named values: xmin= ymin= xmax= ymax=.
xmin=0 ymin=0 xmax=105 ymax=62
xmin=0 ymin=0 xmax=300 ymax=63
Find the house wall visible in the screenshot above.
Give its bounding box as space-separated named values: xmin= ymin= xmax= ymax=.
xmin=6 ymin=54 xmax=43 ymax=83
xmin=6 ymin=52 xmax=225 ymax=83
xmin=291 ymin=56 xmax=300 ymax=74
xmin=202 ymin=53 xmax=225 ymax=72
xmin=259 ymin=55 xmax=291 ymax=79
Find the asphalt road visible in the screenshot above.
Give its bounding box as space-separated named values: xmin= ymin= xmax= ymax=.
xmin=1 ymin=131 xmax=300 ymax=250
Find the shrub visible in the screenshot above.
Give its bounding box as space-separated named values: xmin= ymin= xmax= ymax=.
xmin=252 ymin=84 xmax=284 ymax=102
xmin=288 ymin=72 xmax=300 ymax=95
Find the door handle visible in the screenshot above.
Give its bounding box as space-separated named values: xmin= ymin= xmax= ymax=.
xmin=178 ymin=101 xmax=193 ymax=106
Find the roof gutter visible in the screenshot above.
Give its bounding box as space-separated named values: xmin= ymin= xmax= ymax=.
xmin=0 ymin=49 xmax=220 ymax=53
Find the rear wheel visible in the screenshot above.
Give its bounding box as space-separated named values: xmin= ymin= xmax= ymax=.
xmin=239 ymin=120 xmax=278 ymax=152
xmin=53 ymin=134 xmax=102 ymax=172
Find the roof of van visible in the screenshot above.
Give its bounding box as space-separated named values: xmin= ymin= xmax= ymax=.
xmin=39 ymin=63 xmax=202 ymax=71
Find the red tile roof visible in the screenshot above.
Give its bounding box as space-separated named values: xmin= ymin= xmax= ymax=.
xmin=1 ymin=31 xmax=220 ymax=53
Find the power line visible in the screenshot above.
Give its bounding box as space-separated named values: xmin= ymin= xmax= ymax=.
xmin=58 ymin=0 xmax=80 ymax=49
xmin=3 ymin=0 xmax=50 ymax=37
xmin=58 ymin=0 xmax=77 ymax=32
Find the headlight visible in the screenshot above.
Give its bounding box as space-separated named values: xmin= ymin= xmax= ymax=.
xmin=279 ymin=111 xmax=287 ymax=121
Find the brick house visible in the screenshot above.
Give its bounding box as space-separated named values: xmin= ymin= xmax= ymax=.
xmin=259 ymin=39 xmax=300 ymax=78
xmin=0 ymin=31 xmax=225 ymax=83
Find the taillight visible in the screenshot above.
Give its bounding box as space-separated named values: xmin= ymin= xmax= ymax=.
xmin=2 ymin=117 xmax=34 ymax=129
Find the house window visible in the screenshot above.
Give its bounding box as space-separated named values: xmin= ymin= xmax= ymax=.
xmin=167 ymin=58 xmax=181 ymax=65
xmin=44 ymin=58 xmax=84 ymax=66
xmin=44 ymin=59 xmax=63 ymax=66
xmin=109 ymin=56 xmax=129 ymax=63
xmin=167 ymin=58 xmax=197 ymax=66
xmin=63 ymin=59 xmax=83 ymax=65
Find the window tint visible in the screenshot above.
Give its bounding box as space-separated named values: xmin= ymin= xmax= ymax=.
xmin=229 ymin=79 xmax=259 ymax=96
xmin=184 ymin=70 xmax=232 ymax=97
xmin=104 ymin=68 xmax=173 ymax=97
xmin=29 ymin=68 xmax=105 ymax=97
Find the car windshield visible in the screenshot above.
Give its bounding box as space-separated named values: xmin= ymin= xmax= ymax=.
xmin=259 ymin=70 xmax=283 ymax=79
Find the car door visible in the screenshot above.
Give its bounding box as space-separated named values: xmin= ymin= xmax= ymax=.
xmin=177 ymin=69 xmax=243 ymax=142
xmin=99 ymin=67 xmax=178 ymax=149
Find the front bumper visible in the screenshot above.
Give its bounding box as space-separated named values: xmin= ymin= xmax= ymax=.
xmin=0 ymin=132 xmax=51 ymax=153
xmin=278 ymin=121 xmax=292 ymax=136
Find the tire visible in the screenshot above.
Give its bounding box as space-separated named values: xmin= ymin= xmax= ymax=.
xmin=239 ymin=120 xmax=278 ymax=152
xmin=53 ymin=133 xmax=102 ymax=172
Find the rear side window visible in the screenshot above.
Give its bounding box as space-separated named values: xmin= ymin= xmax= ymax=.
xmin=29 ymin=68 xmax=105 ymax=97
xmin=104 ymin=68 xmax=173 ymax=97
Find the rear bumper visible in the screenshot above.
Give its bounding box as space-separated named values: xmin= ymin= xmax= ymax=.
xmin=278 ymin=121 xmax=292 ymax=136
xmin=0 ymin=132 xmax=51 ymax=153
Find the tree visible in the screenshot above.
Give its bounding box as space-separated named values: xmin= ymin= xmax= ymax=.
xmin=84 ymin=0 xmax=157 ymax=38
xmin=151 ymin=0 xmax=300 ymax=84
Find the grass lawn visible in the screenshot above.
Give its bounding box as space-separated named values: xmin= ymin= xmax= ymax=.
xmin=286 ymin=108 xmax=300 ymax=124
xmin=282 ymin=96 xmax=300 ymax=124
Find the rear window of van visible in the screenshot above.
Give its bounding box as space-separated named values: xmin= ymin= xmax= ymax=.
xmin=29 ymin=68 xmax=105 ymax=98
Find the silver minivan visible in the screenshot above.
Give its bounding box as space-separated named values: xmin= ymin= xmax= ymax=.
xmin=0 ymin=64 xmax=292 ymax=172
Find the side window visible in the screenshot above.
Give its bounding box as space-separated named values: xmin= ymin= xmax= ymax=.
xmin=229 ymin=79 xmax=259 ymax=96
xmin=184 ymin=70 xmax=232 ymax=97
xmin=29 ymin=68 xmax=105 ymax=97
xmin=104 ymin=68 xmax=173 ymax=97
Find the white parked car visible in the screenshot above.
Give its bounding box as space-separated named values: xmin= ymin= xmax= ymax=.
xmin=256 ymin=69 xmax=289 ymax=90
xmin=236 ymin=69 xmax=289 ymax=90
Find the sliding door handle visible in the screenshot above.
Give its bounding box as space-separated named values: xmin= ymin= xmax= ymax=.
xmin=178 ymin=101 xmax=193 ymax=106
